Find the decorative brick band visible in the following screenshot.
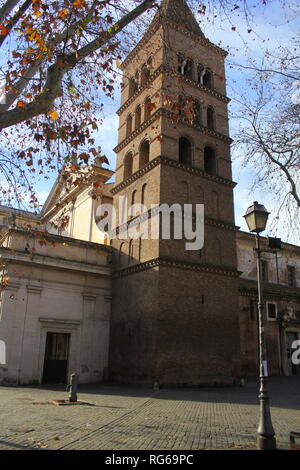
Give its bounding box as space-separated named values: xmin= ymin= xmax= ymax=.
xmin=239 ymin=284 xmax=300 ymax=302
xmin=111 ymin=155 xmax=236 ymax=195
xmin=114 ymin=107 xmax=232 ymax=154
xmin=117 ymin=65 xmax=230 ymax=117
xmin=113 ymin=257 xmax=239 ymax=279
xmin=114 ymin=108 xmax=163 ymax=153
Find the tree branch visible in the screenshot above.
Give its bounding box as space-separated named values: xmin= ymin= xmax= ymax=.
xmin=0 ymin=0 xmax=157 ymax=129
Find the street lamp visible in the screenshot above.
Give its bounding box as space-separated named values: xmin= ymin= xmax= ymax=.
xmin=244 ymin=202 xmax=276 ymax=450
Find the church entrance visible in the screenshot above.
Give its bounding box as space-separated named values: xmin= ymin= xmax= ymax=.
xmin=42 ymin=332 xmax=70 ymax=384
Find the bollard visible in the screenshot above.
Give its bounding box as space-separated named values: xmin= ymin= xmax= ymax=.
xmin=69 ymin=373 xmax=78 ymax=402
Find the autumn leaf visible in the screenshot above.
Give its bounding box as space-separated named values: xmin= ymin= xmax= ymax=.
xmin=73 ymin=0 xmax=85 ymax=9
xmin=17 ymin=100 xmax=26 ymax=109
xmin=116 ymin=58 xmax=121 ymax=68
xmin=34 ymin=10 xmax=42 ymax=19
xmin=0 ymin=23 xmax=9 ymax=36
xmin=48 ymin=110 xmax=59 ymax=121
xmin=58 ymin=9 xmax=68 ymax=20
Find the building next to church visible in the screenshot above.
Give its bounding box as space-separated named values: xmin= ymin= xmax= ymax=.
xmin=0 ymin=0 xmax=299 ymax=386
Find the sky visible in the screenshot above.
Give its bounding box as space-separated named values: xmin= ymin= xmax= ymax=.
xmin=4 ymin=0 xmax=299 ymax=243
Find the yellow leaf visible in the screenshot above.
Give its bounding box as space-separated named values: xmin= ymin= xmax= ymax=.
xmin=116 ymin=58 xmax=121 ymax=68
xmin=48 ymin=110 xmax=58 ymax=121
xmin=73 ymin=0 xmax=85 ymax=9
xmin=34 ymin=10 xmax=42 ymax=18
xmin=58 ymin=9 xmax=68 ymax=19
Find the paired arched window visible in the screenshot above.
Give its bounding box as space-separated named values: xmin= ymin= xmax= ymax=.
xmin=179 ymin=137 xmax=192 ymax=167
xmin=204 ymin=146 xmax=216 ymax=174
xmin=207 ymin=106 xmax=215 ymax=129
xmin=178 ymin=54 xmax=194 ymax=80
xmin=126 ymin=114 xmax=132 ymax=137
xmin=124 ymin=152 xmax=133 ymax=179
xmin=135 ymin=105 xmax=141 ymax=129
xmin=197 ymin=65 xmax=205 ymax=84
xmin=139 ymin=140 xmax=150 ymax=169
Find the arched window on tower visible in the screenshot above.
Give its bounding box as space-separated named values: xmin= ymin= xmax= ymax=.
xmin=135 ymin=70 xmax=140 ymax=88
xmin=128 ymin=239 xmax=134 ymax=264
xmin=141 ymin=63 xmax=150 ymax=87
xmin=135 ymin=105 xmax=142 ymax=129
xmin=193 ymin=100 xmax=202 ymax=126
xmin=139 ymin=140 xmax=150 ymax=169
xmin=179 ymin=137 xmax=192 ymax=167
xmin=203 ymin=69 xmax=213 ymax=89
xmin=128 ymin=77 xmax=138 ymax=98
xmin=178 ymin=54 xmax=194 ymax=80
xmin=204 ymin=146 xmax=216 ymax=174
xmin=141 ymin=183 xmax=147 ymax=207
xmin=197 ymin=64 xmax=205 ymax=84
xmin=144 ymin=96 xmax=152 ymax=121
xmin=131 ymin=189 xmax=137 ymax=207
xmin=207 ymin=106 xmax=215 ymax=130
xmin=124 ymin=152 xmax=133 ymax=179
xmin=126 ymin=114 xmax=132 ymax=137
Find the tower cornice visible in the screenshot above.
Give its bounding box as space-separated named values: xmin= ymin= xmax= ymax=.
xmin=113 ymin=256 xmax=240 ymax=279
xmin=114 ymin=107 xmax=232 ymax=155
xmin=117 ymin=65 xmax=230 ymax=117
xmin=111 ymin=155 xmax=236 ymax=196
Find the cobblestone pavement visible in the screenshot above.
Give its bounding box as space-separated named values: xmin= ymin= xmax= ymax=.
xmin=0 ymin=377 xmax=299 ymax=450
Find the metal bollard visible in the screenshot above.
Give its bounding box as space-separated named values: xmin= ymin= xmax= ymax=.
xmin=69 ymin=373 xmax=78 ymax=402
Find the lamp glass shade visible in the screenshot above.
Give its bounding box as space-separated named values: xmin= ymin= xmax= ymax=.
xmin=244 ymin=202 xmax=269 ymax=233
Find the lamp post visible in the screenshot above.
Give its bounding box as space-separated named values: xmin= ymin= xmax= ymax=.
xmin=244 ymin=201 xmax=276 ymax=450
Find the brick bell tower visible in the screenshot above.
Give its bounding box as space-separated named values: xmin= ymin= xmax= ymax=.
xmin=109 ymin=0 xmax=241 ymax=386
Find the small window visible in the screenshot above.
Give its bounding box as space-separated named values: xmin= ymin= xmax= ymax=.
xmin=139 ymin=140 xmax=150 ymax=169
xmin=128 ymin=239 xmax=134 ymax=264
xmin=204 ymin=146 xmax=216 ymax=174
xmin=267 ymin=302 xmax=277 ymax=320
xmin=203 ymin=70 xmax=213 ymax=89
xmin=207 ymin=107 xmax=215 ymax=130
xmin=144 ymin=97 xmax=152 ymax=121
xmin=135 ymin=105 xmax=142 ymax=129
xmin=287 ymin=266 xmax=296 ymax=287
xmin=126 ymin=114 xmax=132 ymax=137
xmin=124 ymin=152 xmax=133 ymax=179
xmin=141 ymin=183 xmax=147 ymax=207
xmin=179 ymin=137 xmax=192 ymax=167
xmin=128 ymin=77 xmax=138 ymax=98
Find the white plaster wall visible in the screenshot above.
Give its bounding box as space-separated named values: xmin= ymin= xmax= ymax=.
xmin=0 ymin=260 xmax=111 ymax=385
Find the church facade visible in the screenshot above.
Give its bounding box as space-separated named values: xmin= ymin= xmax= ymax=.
xmin=0 ymin=0 xmax=299 ymax=386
